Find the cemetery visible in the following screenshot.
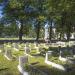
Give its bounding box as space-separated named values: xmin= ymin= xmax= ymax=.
xmin=0 ymin=42 xmax=75 ymax=75
xmin=0 ymin=0 xmax=75 ymax=75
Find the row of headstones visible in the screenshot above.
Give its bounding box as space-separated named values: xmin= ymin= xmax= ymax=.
xmin=10 ymin=46 xmax=75 ymax=74
xmin=18 ymin=51 xmax=69 ymax=73
xmin=18 ymin=51 xmax=65 ymax=71
xmin=3 ymin=43 xmax=41 ymax=60
xmin=0 ymin=41 xmax=71 ymax=51
xmin=1 ymin=41 xmax=74 ymax=54
xmin=1 ymin=42 xmax=75 ymax=60
xmin=0 ymin=42 xmax=45 ymax=50
xmin=45 ymin=50 xmax=75 ymax=64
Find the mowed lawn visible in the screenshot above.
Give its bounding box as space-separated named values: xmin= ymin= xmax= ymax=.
xmin=0 ymin=53 xmax=21 ymax=75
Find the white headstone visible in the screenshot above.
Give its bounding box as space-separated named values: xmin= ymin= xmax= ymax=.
xmin=44 ymin=23 xmax=49 ymax=41
xmin=24 ymin=46 xmax=30 ymax=54
xmin=25 ymin=42 xmax=29 ymax=47
xmin=0 ymin=44 xmax=3 ymax=49
xmin=0 ymin=44 xmax=4 ymax=52
xmin=34 ymin=42 xmax=38 ymax=48
xmin=12 ymin=43 xmax=19 ymax=51
xmin=35 ymin=46 xmax=40 ymax=53
xmin=4 ymin=46 xmax=12 ymax=60
xmin=45 ymin=51 xmax=53 ymax=61
xmin=19 ymin=56 xmax=28 ymax=68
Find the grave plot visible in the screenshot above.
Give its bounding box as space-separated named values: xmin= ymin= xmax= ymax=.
xmin=1 ymin=43 xmax=75 ymax=75
xmin=45 ymin=51 xmax=66 ymax=71
xmin=56 ymin=41 xmax=66 ymax=47
xmin=24 ymin=43 xmax=34 ymax=57
xmin=45 ymin=46 xmax=75 ymax=71
xmin=24 ymin=45 xmax=30 ymax=55
xmin=18 ymin=43 xmax=25 ymax=51
xmin=28 ymin=42 xmax=40 ymax=55
xmin=0 ymin=54 xmax=20 ymax=75
xmin=4 ymin=45 xmax=12 ymax=60
xmin=58 ymin=47 xmax=75 ymax=64
xmin=18 ymin=55 xmax=29 ymax=75
xmin=24 ymin=43 xmax=30 ymax=54
xmin=0 ymin=43 xmax=4 ymax=53
xmin=12 ymin=43 xmax=19 ymax=51
xmin=29 ymin=42 xmax=39 ymax=50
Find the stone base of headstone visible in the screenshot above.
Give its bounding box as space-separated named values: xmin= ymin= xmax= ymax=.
xmin=4 ymin=54 xmax=12 ymax=60
xmin=45 ymin=51 xmax=66 ymax=71
xmin=25 ymin=53 xmax=33 ymax=57
xmin=0 ymin=50 xmax=2 ymax=53
xmin=59 ymin=56 xmax=68 ymax=62
xmin=4 ymin=47 xmax=12 ymax=60
xmin=18 ymin=55 xmax=29 ymax=75
xmin=59 ymin=56 xmax=74 ymax=64
xmin=12 ymin=43 xmax=19 ymax=51
xmin=13 ymin=48 xmax=19 ymax=51
xmin=18 ymin=65 xmax=29 ymax=75
xmin=45 ymin=60 xmax=66 ymax=71
xmin=24 ymin=47 xmax=30 ymax=54
xmin=66 ymin=57 xmax=75 ymax=64
xmin=73 ymin=55 xmax=75 ymax=58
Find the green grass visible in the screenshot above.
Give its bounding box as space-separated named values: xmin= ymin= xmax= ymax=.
xmin=28 ymin=55 xmax=75 ymax=75
xmin=0 ymin=54 xmax=20 ymax=75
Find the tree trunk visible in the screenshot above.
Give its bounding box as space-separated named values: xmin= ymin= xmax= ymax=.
xmin=19 ymin=21 xmax=23 ymax=41
xmin=67 ymin=31 xmax=70 ymax=41
xmin=49 ymin=19 xmax=52 ymax=41
xmin=36 ymin=21 xmax=40 ymax=42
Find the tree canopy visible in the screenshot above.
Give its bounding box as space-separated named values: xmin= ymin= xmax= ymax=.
xmin=0 ymin=0 xmax=75 ymax=41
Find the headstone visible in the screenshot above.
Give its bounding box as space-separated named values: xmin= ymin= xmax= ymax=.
xmin=59 ymin=50 xmax=63 ymax=57
xmin=44 ymin=23 xmax=49 ymax=42
xmin=19 ymin=56 xmax=28 ymax=68
xmin=24 ymin=46 xmax=30 ymax=54
xmin=4 ymin=46 xmax=12 ymax=60
xmin=35 ymin=46 xmax=40 ymax=53
xmin=34 ymin=42 xmax=38 ymax=48
xmin=18 ymin=56 xmax=29 ymax=75
xmin=12 ymin=43 xmax=19 ymax=51
xmin=25 ymin=42 xmax=29 ymax=47
xmin=18 ymin=43 xmax=22 ymax=49
xmin=0 ymin=44 xmax=4 ymax=49
xmin=70 ymin=33 xmax=74 ymax=39
xmin=45 ymin=51 xmax=53 ymax=61
xmin=0 ymin=44 xmax=4 ymax=52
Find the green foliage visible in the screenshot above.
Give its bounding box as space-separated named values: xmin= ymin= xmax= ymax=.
xmin=1 ymin=0 xmax=75 ymax=40
xmin=24 ymin=63 xmax=30 ymax=72
xmin=0 ymin=23 xmax=4 ymax=37
xmin=0 ymin=0 xmax=3 ymax=3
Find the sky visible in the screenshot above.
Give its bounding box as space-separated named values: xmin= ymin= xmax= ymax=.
xmin=0 ymin=11 xmax=3 ymax=18
xmin=0 ymin=0 xmax=7 ymax=18
xmin=0 ymin=6 xmax=3 ymax=18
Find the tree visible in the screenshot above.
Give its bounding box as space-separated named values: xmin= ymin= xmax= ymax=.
xmin=0 ymin=22 xmax=4 ymax=37
xmin=4 ymin=0 xmax=33 ymax=40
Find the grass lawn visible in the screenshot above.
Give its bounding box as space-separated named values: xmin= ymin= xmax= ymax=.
xmin=29 ymin=55 xmax=75 ymax=75
xmin=0 ymin=54 xmax=20 ymax=75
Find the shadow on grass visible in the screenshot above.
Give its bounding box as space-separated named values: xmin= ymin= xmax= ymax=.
xmin=32 ymin=64 xmax=75 ymax=75
xmin=0 ymin=68 xmax=9 ymax=71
